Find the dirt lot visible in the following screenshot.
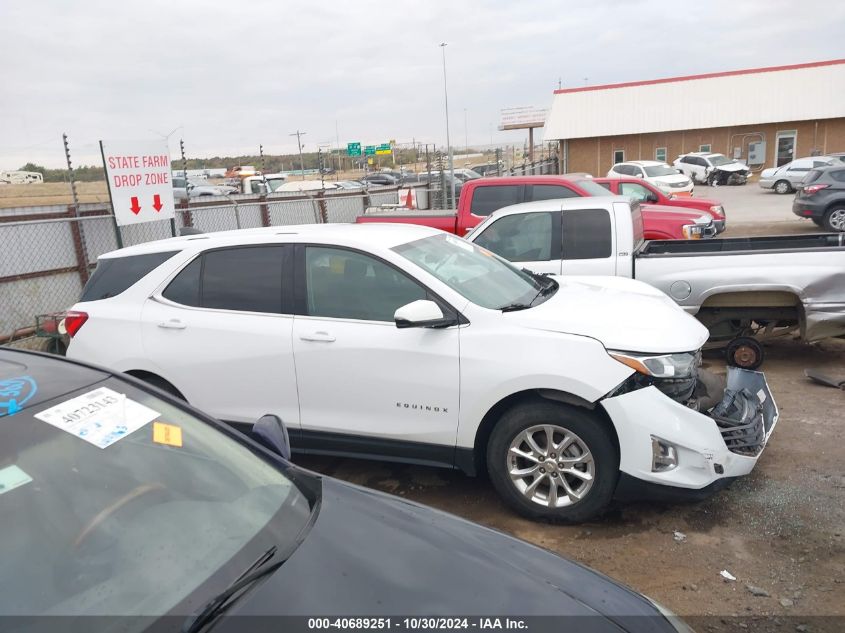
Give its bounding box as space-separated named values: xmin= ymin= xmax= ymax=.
xmin=0 ymin=181 xmax=112 ymax=208
xmin=293 ymin=184 xmax=844 ymax=630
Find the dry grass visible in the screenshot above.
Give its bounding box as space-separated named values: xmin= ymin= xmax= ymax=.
xmin=0 ymin=182 xmax=110 ymax=209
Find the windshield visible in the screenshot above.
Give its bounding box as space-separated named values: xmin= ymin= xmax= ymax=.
xmin=644 ymin=165 xmax=678 ymax=177
xmin=708 ymin=154 xmax=732 ymax=166
xmin=0 ymin=376 xmax=312 ymax=623
xmin=574 ymin=179 xmax=613 ymax=196
xmin=393 ymin=233 xmax=548 ymax=309
xmin=265 ymin=177 xmax=286 ymax=191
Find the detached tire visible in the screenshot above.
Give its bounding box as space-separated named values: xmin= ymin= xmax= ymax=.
xmin=773 ymin=180 xmax=792 ymax=195
xmin=726 ymin=336 xmax=764 ymax=370
xmin=486 ymin=401 xmax=618 ymax=523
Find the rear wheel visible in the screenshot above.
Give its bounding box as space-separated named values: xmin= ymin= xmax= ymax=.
xmin=774 ymin=180 xmax=792 ymax=195
xmin=822 ymin=206 xmax=845 ymax=232
xmin=486 ymin=401 xmax=618 ymax=523
xmin=726 ymin=336 xmax=764 ymax=370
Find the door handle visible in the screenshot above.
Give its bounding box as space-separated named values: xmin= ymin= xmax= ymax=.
xmin=157 ymin=319 xmax=187 ymax=330
xmin=299 ymin=331 xmax=335 ymax=342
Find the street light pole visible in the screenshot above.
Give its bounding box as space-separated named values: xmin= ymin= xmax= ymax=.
xmin=289 ymin=130 xmax=307 ymax=180
xmin=440 ymin=43 xmax=455 ymax=207
xmin=464 ymin=108 xmax=468 ymax=154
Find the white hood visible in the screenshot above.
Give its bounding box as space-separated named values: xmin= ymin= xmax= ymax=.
xmin=505 ymin=276 xmax=709 ymax=354
xmin=712 ymin=162 xmax=748 ymax=173
xmin=652 ymin=173 xmax=690 ymax=186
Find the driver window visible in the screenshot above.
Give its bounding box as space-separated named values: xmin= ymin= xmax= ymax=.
xmin=618 ymin=182 xmax=650 ymax=201
xmin=305 ymin=247 xmax=427 ymax=321
xmin=473 ymin=213 xmax=553 ymax=262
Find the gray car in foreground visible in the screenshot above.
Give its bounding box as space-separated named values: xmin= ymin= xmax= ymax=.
xmin=0 ymin=348 xmax=690 ymax=632
xmin=758 ymin=156 xmax=836 ymax=194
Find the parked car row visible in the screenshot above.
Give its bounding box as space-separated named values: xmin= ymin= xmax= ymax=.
xmin=358 ymin=175 xmax=721 ymax=240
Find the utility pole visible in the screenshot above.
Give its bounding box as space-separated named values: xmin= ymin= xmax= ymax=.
xmin=289 ymin=130 xmax=307 ymax=180
xmin=464 ymin=108 xmax=468 ymax=155
xmin=440 ymin=43 xmax=455 ymax=207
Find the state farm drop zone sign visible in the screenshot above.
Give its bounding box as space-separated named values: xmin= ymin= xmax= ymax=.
xmin=100 ymin=140 xmax=176 ymax=226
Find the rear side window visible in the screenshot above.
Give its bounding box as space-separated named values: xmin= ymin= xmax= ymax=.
xmin=594 ymin=181 xmax=612 ymax=191
xmin=829 ymin=169 xmax=845 ymax=183
xmin=803 ymin=169 xmax=824 ymax=184
xmin=162 ymin=246 xmax=285 ymax=314
xmin=529 ymin=185 xmax=578 ymax=201
xmin=562 ymin=209 xmax=612 ymax=260
xmin=469 ymin=185 xmax=523 ymax=216
xmin=81 ymin=251 xmax=178 ymax=301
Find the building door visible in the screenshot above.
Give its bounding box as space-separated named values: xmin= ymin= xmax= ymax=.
xmin=775 ymin=131 xmax=796 ymax=167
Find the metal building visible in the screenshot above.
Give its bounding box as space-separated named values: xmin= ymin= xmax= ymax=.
xmin=544 ymin=59 xmax=845 ymax=176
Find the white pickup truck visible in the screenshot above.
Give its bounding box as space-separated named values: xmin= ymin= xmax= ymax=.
xmin=466 ymin=196 xmax=845 ymax=368
xmin=66 ymin=223 xmax=777 ymax=523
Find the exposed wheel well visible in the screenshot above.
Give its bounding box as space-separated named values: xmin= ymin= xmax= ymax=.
xmin=469 ymin=389 xmax=619 ymax=476
xmin=124 ymin=370 xmax=185 ymax=400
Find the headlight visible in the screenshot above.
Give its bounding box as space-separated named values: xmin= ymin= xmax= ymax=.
xmin=609 ymin=351 xmax=698 ymax=378
xmin=681 ymin=224 xmax=705 ymax=239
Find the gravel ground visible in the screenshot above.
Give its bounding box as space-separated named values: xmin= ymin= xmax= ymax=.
xmin=297 ymin=186 xmax=845 ymax=630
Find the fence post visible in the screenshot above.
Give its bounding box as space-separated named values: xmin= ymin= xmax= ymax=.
xmin=316 ymin=190 xmax=328 ymax=223
xmin=67 ymin=206 xmax=91 ymax=286
xmin=259 ymin=194 xmax=271 ymax=227
xmin=179 ymin=198 xmax=193 ymax=230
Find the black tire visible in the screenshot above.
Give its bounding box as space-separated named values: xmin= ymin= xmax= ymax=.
xmin=822 ymin=206 xmax=845 ymax=232
xmin=486 ymin=401 xmax=618 ymax=523
xmin=773 ymin=180 xmax=792 ymax=195
xmin=725 ymin=336 xmax=764 ymax=370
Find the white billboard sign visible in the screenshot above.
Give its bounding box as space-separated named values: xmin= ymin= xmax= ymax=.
xmin=101 ymin=140 xmax=176 ymax=226
xmin=499 ymin=106 xmax=548 ymax=130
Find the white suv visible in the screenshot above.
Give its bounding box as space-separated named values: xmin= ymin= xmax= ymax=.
xmin=65 ymin=224 xmax=776 ymax=522
xmin=673 ymin=152 xmax=750 ymax=186
xmin=606 ymin=160 xmax=693 ymax=195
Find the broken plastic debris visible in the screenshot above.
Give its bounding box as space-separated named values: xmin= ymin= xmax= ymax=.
xmin=673 ymin=531 xmax=687 ymax=542
xmin=720 ymin=570 xmax=736 ymax=581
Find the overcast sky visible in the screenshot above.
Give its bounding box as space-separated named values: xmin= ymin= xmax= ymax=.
xmin=2 ymin=0 xmax=844 ymax=168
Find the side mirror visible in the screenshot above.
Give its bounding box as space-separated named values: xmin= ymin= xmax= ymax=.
xmin=394 ymin=300 xmax=455 ymax=329
xmin=252 ymin=414 xmax=291 ymax=460
xmin=646 ymin=193 xmax=659 ymax=203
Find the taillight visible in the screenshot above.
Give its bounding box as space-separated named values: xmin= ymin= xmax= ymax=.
xmin=802 ymin=184 xmax=829 ymax=195
xmin=62 ymin=311 xmax=89 ymax=338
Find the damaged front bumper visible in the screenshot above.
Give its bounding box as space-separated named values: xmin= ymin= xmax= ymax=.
xmin=601 ymin=367 xmax=778 ymax=491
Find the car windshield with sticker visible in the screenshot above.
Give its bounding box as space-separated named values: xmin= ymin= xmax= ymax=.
xmin=0 ymin=376 xmax=313 ymax=625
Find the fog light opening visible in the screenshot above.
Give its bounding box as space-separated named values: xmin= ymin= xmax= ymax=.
xmin=651 ymin=437 xmax=678 ymax=472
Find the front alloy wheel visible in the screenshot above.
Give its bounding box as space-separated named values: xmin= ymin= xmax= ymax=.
xmin=774 ymin=180 xmax=792 ymax=195
xmin=487 ymin=401 xmax=618 ymax=523
xmin=507 ymin=425 xmax=595 ymax=508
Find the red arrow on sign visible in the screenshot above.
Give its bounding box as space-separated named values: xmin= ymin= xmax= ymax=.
xmin=130 ymin=197 xmax=141 ymax=215
xmin=152 ymin=194 xmax=163 ymax=212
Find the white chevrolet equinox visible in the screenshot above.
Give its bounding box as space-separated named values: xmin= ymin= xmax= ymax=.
xmin=66 ymin=223 xmax=778 ymax=522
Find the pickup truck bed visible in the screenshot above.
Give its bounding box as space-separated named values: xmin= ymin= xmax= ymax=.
xmin=640 ymin=233 xmax=844 ymax=256
xmin=636 ymin=233 xmax=845 ymax=347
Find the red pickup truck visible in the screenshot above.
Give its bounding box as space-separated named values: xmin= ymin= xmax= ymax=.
xmin=356 ymin=175 xmax=716 ymax=240
xmin=593 ymin=177 xmax=726 ymax=233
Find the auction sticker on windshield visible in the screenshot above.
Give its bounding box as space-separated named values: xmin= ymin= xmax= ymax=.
xmin=0 ymin=465 xmax=33 ymax=496
xmin=34 ymin=387 xmax=159 ymax=449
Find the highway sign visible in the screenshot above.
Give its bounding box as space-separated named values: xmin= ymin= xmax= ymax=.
xmin=347 ymin=142 xmax=361 ymax=156
xmin=100 ymin=140 xmax=176 ymax=227
xmin=376 ymin=143 xmax=392 ymax=155
xmin=364 ymin=145 xmax=376 ymax=156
